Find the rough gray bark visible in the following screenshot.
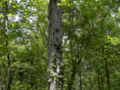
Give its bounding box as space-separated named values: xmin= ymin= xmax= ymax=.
xmin=48 ymin=0 xmax=63 ymax=90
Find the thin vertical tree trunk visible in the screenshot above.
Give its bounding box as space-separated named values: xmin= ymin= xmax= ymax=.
xmin=67 ymin=60 xmax=77 ymax=90
xmin=67 ymin=36 xmax=83 ymax=90
xmin=78 ymin=37 xmax=84 ymax=90
xmin=1 ymin=59 xmax=6 ymax=90
xmin=79 ymin=70 xmax=82 ymax=90
xmin=2 ymin=74 xmax=6 ymax=90
xmin=67 ymin=52 xmax=82 ymax=90
xmin=102 ymin=47 xmax=110 ymax=90
xmin=48 ymin=0 xmax=63 ymax=90
xmin=4 ymin=1 xmax=11 ymax=90
xmin=104 ymin=58 xmax=110 ymax=90
xmin=97 ymin=69 xmax=101 ymax=90
xmin=101 ymin=73 xmax=104 ymax=90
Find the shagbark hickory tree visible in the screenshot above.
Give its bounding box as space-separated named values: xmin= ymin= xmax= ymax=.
xmin=48 ymin=0 xmax=63 ymax=90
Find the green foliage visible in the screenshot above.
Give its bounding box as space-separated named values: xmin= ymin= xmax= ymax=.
xmin=0 ymin=0 xmax=120 ymax=90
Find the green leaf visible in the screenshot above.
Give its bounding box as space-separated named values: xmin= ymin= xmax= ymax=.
xmin=12 ymin=23 xmax=15 ymax=26
xmin=7 ymin=13 xmax=14 ymax=17
xmin=57 ymin=3 xmax=62 ymax=6
xmin=68 ymin=4 xmax=70 ymax=6
xmin=119 ymin=9 xmax=120 ymax=14
xmin=0 ymin=14 xmax=3 ymax=17
xmin=13 ymin=6 xmax=16 ymax=8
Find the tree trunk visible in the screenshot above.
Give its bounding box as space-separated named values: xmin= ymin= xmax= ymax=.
xmin=67 ymin=61 xmax=77 ymax=90
xmin=1 ymin=61 xmax=6 ymax=90
xmin=48 ymin=0 xmax=63 ymax=90
xmin=4 ymin=1 xmax=11 ymax=90
xmin=102 ymin=47 xmax=110 ymax=90
xmin=100 ymin=72 xmax=104 ymax=90
xmin=79 ymin=70 xmax=82 ymax=90
xmin=104 ymin=58 xmax=110 ymax=90
xmin=97 ymin=69 xmax=101 ymax=90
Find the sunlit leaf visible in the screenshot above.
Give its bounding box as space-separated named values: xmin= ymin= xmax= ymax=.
xmin=7 ymin=13 xmax=14 ymax=17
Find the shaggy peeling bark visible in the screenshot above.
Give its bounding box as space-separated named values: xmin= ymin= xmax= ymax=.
xmin=48 ymin=0 xmax=63 ymax=90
